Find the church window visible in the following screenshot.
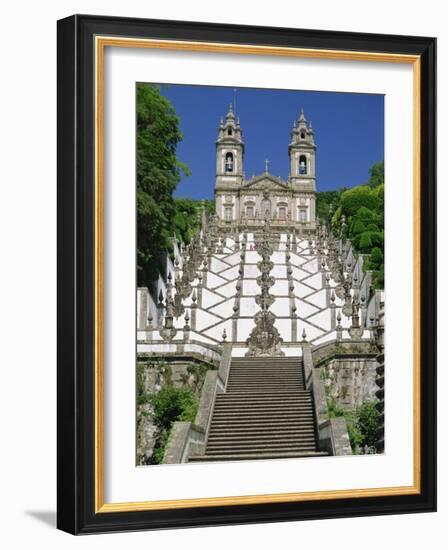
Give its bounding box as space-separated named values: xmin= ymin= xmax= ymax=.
xmin=299 ymin=208 xmax=307 ymax=222
xmin=278 ymin=207 xmax=286 ymax=220
xmin=299 ymin=155 xmax=307 ymax=175
xmin=227 ymin=128 xmax=233 ymax=136
xmin=224 ymin=207 xmax=233 ymax=221
xmin=300 ymin=132 xmax=306 ymax=139
xmin=225 ymin=152 xmax=234 ymax=172
xmin=246 ymin=206 xmax=254 ymax=218
xmin=261 ymin=198 xmax=271 ymax=220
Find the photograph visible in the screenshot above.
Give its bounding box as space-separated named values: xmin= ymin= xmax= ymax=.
xmin=135 ymin=83 xmax=386 ymax=465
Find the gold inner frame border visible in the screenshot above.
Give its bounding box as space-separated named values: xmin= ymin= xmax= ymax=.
xmin=94 ymin=36 xmax=421 ymax=513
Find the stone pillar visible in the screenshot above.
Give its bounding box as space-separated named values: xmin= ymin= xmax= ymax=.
xmin=330 ymin=302 xmax=336 ymax=329
xmin=291 ymin=314 xmax=297 ymax=342
xmin=190 ymin=290 xmax=197 ymax=331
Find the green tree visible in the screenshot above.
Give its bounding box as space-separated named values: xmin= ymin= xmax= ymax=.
xmin=149 ymin=386 xmax=198 ymax=464
xmin=340 ymin=186 xmax=380 ymax=217
xmin=172 ymin=197 xmax=214 ymax=245
xmin=316 ymin=190 xmax=341 ymax=221
xmin=137 ymin=84 xmax=190 ymax=286
xmin=367 ymin=161 xmax=384 ymax=188
xmin=356 ymin=401 xmax=380 ymax=448
xmin=316 ymin=161 xmax=385 ymax=289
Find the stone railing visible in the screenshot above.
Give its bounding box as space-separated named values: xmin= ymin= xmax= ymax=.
xmin=162 ymin=343 xmax=232 ymax=463
xmin=163 ymin=422 xmax=205 ymax=464
xmin=302 ymin=341 xmax=352 ymax=456
xmin=318 ymin=418 xmax=352 ymax=456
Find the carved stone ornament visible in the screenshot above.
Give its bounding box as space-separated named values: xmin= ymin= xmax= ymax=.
xmin=245 ymin=311 xmax=285 ymax=357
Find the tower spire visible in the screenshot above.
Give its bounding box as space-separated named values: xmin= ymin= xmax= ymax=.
xmin=226 ymin=102 xmax=235 ymax=120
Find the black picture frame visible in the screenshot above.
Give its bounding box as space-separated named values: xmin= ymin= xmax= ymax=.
xmin=57 ymin=14 xmax=436 ymax=534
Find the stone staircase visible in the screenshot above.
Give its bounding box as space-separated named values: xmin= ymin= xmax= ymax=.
xmin=190 ymin=356 xmax=328 ymax=462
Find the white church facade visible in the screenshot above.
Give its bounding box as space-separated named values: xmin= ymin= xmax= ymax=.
xmin=215 ymin=104 xmax=317 ymax=233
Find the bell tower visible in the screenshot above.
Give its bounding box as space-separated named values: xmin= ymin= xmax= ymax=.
xmin=288 ymin=108 xmax=317 ymax=227
xmin=215 ymin=104 xmax=244 ymax=222
xmin=288 ymin=108 xmax=316 ymax=191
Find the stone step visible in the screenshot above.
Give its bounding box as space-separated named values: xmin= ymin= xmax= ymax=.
xmin=189 ymin=451 xmax=327 ymax=462
xmin=225 ymin=390 xmax=306 ymax=394
xmin=208 ymin=427 xmax=316 ymax=437
xmin=216 ymin=396 xmax=311 ymax=403
xmin=206 ymin=446 xmax=318 ymax=455
xmin=215 ymin=397 xmax=312 ymax=410
xmin=209 ymin=423 xmax=316 ymax=431
xmin=210 ymin=421 xmax=314 ymax=430
xmin=207 ymin=431 xmax=316 ymax=446
xmin=229 ymin=365 xmax=303 ymax=370
xmin=214 ymin=399 xmax=313 ymax=407
xmin=229 ymin=374 xmax=304 ymax=382
xmin=229 ymin=370 xmax=303 ymax=374
xmin=212 ymin=410 xmax=313 ymax=417
xmin=210 ymin=416 xmax=314 ymax=425
xmin=215 ymin=394 xmax=312 ymax=405
xmin=211 ymin=414 xmax=315 ymax=422
xmin=217 ymin=390 xmax=310 ymax=397
xmin=228 ymin=381 xmax=304 ymax=385
xmin=225 ymin=387 xmax=305 ymax=392
xmin=211 ymin=415 xmax=314 ymax=423
xmin=205 ymin=444 xmax=318 ymax=454
xmin=227 ymin=384 xmax=305 ymax=388
xmin=230 ymin=367 xmax=304 ymax=370
xmin=211 ymin=407 xmax=313 ymax=415
xmin=229 ymin=368 xmax=303 ymax=373
xmin=231 ymin=359 xmax=303 ymax=364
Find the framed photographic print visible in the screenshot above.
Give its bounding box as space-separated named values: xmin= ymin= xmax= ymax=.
xmin=57 ymin=14 xmax=436 ymax=534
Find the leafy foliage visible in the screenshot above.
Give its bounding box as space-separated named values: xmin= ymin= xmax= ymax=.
xmin=148 ymin=384 xmax=199 ymax=465
xmin=136 ymin=84 xmax=216 ymax=287
xmin=316 ymin=190 xmax=342 ymax=221
xmin=328 ymin=399 xmax=380 ymax=453
xmin=150 ymin=386 xmax=198 ymax=432
xmin=137 ymin=359 xmax=212 ymax=464
xmin=317 ymin=160 xmax=385 ymax=289
xmin=172 ymin=197 xmax=216 ymax=246
xmin=340 ymin=186 xmax=380 ymax=217
xmin=356 ymin=401 xmax=381 ymax=448
xmin=366 ymin=161 xmax=384 ymax=189
xmin=137 ymin=83 xmax=190 ymax=286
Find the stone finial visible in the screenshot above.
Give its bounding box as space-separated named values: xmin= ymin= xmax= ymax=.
xmin=302 ymin=328 xmax=307 ymax=342
xmin=147 ymin=312 xmax=153 ymax=329
xmin=158 ymin=289 xmax=164 ymax=306
xmin=184 ymin=310 xmax=190 ymax=329
xmin=222 ymin=328 xmax=227 ymax=342
xmin=291 ymin=303 xmax=297 ymax=317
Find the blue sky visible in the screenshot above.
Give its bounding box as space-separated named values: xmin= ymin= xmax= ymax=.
xmin=157 ymin=84 xmax=384 ymax=200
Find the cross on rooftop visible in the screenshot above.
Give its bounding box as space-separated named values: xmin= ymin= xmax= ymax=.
xmin=264 ymin=159 xmax=270 ymax=172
